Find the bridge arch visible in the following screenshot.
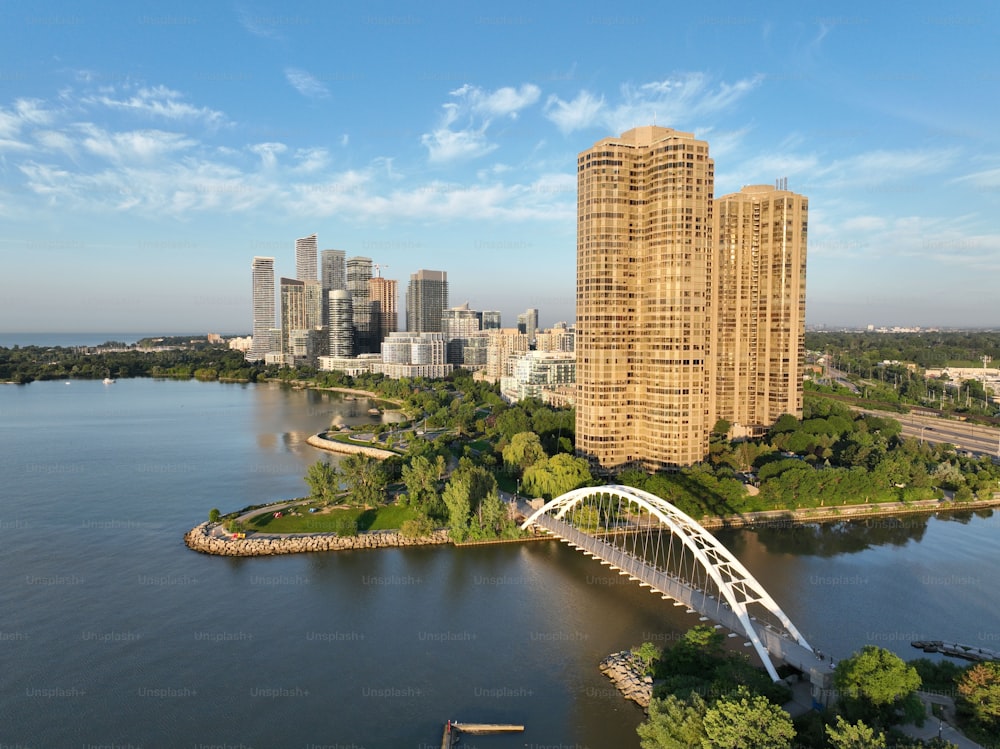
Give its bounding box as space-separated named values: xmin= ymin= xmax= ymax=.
xmin=521 ymin=484 xmax=814 ymax=681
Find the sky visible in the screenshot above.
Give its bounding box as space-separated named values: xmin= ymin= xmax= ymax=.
xmin=1 ymin=0 xmax=999 ymax=334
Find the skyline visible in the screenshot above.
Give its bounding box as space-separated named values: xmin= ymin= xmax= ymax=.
xmin=2 ymin=0 xmax=999 ymax=332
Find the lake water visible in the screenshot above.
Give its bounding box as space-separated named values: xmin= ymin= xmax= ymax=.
xmin=1 ymin=379 xmax=998 ymax=748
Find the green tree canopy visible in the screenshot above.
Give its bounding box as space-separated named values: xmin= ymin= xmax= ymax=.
xmin=833 ymin=646 xmax=923 ymax=727
xmin=701 ymin=686 xmax=796 ymax=749
xmin=637 ymin=693 xmax=708 ymax=749
xmin=825 ymin=715 xmax=887 ymax=749
xmin=522 ymin=453 xmax=594 ymax=499
xmin=340 ymin=453 xmax=387 ymax=507
xmin=441 ymin=459 xmax=499 ymax=542
xmin=304 ymin=459 xmax=340 ymax=504
xmin=501 ymin=430 xmax=548 ymax=474
xmin=957 ymin=661 xmax=1000 ymax=732
xmin=400 ymin=455 xmax=437 ymax=508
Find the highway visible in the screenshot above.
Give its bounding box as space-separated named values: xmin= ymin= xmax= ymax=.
xmin=857 ymin=407 xmax=1000 ymax=459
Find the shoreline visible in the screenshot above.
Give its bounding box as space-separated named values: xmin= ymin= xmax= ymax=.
xmin=306 ymin=432 xmax=399 ymax=459
xmin=697 ymin=495 xmax=1000 ymax=529
xmin=183 ymin=495 xmax=999 ymax=558
xmin=184 ymin=521 xmax=451 ymax=556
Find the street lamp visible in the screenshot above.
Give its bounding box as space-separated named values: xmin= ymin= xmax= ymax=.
xmin=920 ymin=425 xmax=934 ymax=445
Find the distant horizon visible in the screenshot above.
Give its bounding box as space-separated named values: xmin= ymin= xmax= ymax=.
xmin=4 ymin=319 xmax=1000 ymax=345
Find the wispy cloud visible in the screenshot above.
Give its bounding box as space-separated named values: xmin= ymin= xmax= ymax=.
xmin=3 ymin=84 xmax=574 ymax=225
xmin=84 ymin=85 xmax=226 ymax=127
xmin=544 ymin=73 xmax=763 ymax=134
xmin=422 ymin=126 xmax=496 ymax=163
xmin=76 ymin=124 xmax=195 ymax=163
xmin=284 ymin=68 xmax=329 ymax=99
xmin=421 ymin=83 xmax=540 ymax=163
xmin=544 ymin=91 xmax=604 ymax=134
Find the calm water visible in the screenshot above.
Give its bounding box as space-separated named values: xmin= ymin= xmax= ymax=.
xmin=1 ymin=380 xmax=998 ymax=748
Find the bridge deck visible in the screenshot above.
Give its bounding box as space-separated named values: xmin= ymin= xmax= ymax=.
xmin=528 ymin=511 xmax=833 ymax=689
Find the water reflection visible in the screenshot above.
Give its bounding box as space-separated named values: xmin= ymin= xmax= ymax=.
xmin=723 ymin=517 xmax=930 ymax=558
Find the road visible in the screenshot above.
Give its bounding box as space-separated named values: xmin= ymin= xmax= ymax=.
xmin=856 ymin=407 xmax=1000 ymax=459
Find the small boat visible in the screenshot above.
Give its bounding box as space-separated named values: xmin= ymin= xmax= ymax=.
xmin=103 ymin=377 xmax=115 ymax=385
xmin=368 ymin=407 xmax=381 ymax=415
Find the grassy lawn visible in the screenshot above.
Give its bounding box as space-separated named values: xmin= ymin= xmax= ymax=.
xmin=247 ymin=503 xmax=422 ymax=533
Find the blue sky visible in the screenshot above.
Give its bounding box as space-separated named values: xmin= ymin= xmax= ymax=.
xmin=1 ymin=0 xmax=999 ymax=333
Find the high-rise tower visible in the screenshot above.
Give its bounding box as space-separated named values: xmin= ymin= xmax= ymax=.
xmin=405 ymin=269 xmax=448 ymax=333
xmin=714 ymin=184 xmax=808 ymax=435
xmin=295 ymin=234 xmax=318 ymax=282
xmin=368 ymin=276 xmax=398 ymax=351
xmin=576 ymin=126 xmax=715 ymax=472
xmin=347 ymin=256 xmax=373 ymax=354
xmin=279 ymin=277 xmax=306 ymax=361
xmin=327 ymin=290 xmax=354 ymax=358
xmin=247 ymin=256 xmax=275 ymax=362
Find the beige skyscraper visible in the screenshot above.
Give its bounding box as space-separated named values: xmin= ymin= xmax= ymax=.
xmin=576 ymin=126 xmax=716 ymax=472
xmin=368 ymin=276 xmax=398 ymax=351
xmin=714 ymin=184 xmax=808 ymax=435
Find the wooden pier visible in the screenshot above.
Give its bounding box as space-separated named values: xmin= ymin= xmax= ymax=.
xmin=441 ymin=721 xmax=524 ymax=747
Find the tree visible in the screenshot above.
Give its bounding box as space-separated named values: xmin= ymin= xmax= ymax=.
xmin=712 ymin=419 xmax=731 ymax=437
xmin=208 ymin=508 xmax=220 ymax=523
xmin=502 ymin=431 xmax=548 ymax=474
xmin=637 ymin=693 xmax=708 ymax=749
xmin=304 ymin=459 xmax=340 ymax=504
xmin=522 ymin=453 xmax=593 ymax=499
xmin=340 ymin=453 xmax=387 ymax=507
xmin=400 ymin=455 xmax=437 ymax=508
xmin=399 ymin=514 xmax=435 ymax=539
xmin=833 ymin=646 xmax=923 ymax=727
xmin=632 ymin=642 xmax=660 ymax=675
xmin=957 ymin=661 xmax=1000 ymax=731
xmin=825 ymin=715 xmax=886 ymax=749
xmin=442 ymin=460 xmax=498 ymax=542
xmin=701 ymin=687 xmax=795 ymax=748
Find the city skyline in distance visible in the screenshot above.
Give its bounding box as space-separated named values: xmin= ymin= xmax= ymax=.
xmin=2 ymin=0 xmax=999 ymax=333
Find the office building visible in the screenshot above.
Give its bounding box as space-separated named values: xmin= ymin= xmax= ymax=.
xmin=714 ymin=184 xmax=808 ymax=435
xmin=441 ymin=302 xmax=482 ymax=365
xmin=368 ymin=276 xmax=398 ymax=351
xmin=327 ymin=290 xmax=354 ymax=358
xmin=481 ymin=310 xmax=502 ymax=330
xmin=347 ymin=256 xmax=373 ymax=354
xmin=247 ymin=256 xmax=275 ymax=362
xmin=295 ymin=233 xmax=318 ymax=282
xmin=500 ymin=350 xmax=577 ymax=405
xmin=405 ymin=269 xmax=448 ymax=333
xmin=375 ymin=332 xmax=452 ymax=379
xmin=483 ymin=328 xmax=529 ymax=381
xmin=535 ymin=323 xmax=575 ymax=353
xmin=321 ymin=249 xmax=346 ymax=292
xmin=303 ymin=280 xmax=324 ymax=330
xmin=517 ymin=308 xmax=539 ymax=346
xmin=321 ymin=249 xmax=346 ymax=326
xmin=463 ymin=334 xmax=489 ymax=369
xmin=279 ymin=277 xmax=306 ymax=361
xmin=576 ymin=126 xmax=715 ymax=472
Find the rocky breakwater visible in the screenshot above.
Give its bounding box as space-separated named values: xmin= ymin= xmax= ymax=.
xmin=184 ymin=523 xmax=451 ymax=557
xmin=600 ymin=651 xmax=653 ymax=709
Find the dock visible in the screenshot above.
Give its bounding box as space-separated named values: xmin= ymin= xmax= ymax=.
xmin=441 ymin=721 xmax=524 ymax=747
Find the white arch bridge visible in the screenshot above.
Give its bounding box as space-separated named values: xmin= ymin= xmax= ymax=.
xmin=519 ymin=485 xmax=833 ymax=691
